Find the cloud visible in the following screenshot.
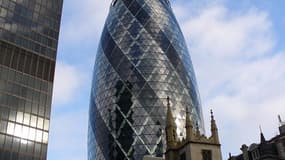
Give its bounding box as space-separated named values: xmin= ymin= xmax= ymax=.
xmin=175 ymin=3 xmax=285 ymax=157
xmin=183 ymin=6 xmax=274 ymax=59
xmin=177 ymin=5 xmax=276 ymax=101
xmin=53 ymin=62 xmax=85 ymax=104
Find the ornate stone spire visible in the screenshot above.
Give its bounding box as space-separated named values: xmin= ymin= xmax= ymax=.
xmin=278 ymin=115 xmax=285 ymax=134
xmin=259 ymin=126 xmax=266 ymax=144
xmin=185 ymin=107 xmax=193 ymax=141
xmin=210 ymin=110 xmax=220 ymax=144
xmin=165 ymin=96 xmax=177 ymax=149
xmin=166 ymin=97 xmax=176 ymax=127
xmin=278 ymin=115 xmax=283 ymax=126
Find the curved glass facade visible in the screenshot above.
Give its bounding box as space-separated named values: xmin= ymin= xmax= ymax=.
xmin=88 ymin=0 xmax=204 ymax=159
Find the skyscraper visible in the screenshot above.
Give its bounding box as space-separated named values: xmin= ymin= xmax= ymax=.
xmin=0 ymin=0 xmax=63 ymax=159
xmin=89 ymin=0 xmax=204 ymax=159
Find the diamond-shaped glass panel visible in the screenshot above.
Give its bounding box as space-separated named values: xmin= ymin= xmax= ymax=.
xmin=89 ymin=0 xmax=205 ymax=159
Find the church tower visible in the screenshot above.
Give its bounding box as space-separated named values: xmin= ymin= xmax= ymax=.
xmin=165 ymin=97 xmax=178 ymax=149
xmin=210 ymin=110 xmax=220 ymax=144
xmin=165 ymin=103 xmax=222 ymax=160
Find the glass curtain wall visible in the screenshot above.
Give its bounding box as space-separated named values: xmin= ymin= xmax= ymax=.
xmin=89 ymin=0 xmax=204 ymax=159
xmin=0 ymin=0 xmax=63 ymax=159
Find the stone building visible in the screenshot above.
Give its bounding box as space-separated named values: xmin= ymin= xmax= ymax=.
xmin=228 ymin=115 xmax=285 ymax=160
xmin=144 ymin=97 xmax=222 ymax=160
xmin=165 ymin=97 xmax=222 ymax=160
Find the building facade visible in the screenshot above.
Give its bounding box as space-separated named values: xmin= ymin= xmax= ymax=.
xmin=142 ymin=98 xmax=222 ymax=160
xmin=228 ymin=116 xmax=285 ymax=160
xmin=89 ymin=0 xmax=204 ymax=159
xmin=0 ymin=0 xmax=63 ymax=159
xmin=164 ymin=97 xmax=222 ymax=160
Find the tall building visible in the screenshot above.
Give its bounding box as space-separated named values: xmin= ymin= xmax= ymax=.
xmin=89 ymin=0 xmax=204 ymax=159
xmin=0 ymin=0 xmax=63 ymax=159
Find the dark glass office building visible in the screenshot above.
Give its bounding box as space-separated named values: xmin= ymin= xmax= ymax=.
xmin=0 ymin=0 xmax=63 ymax=159
xmin=89 ymin=0 xmax=204 ymax=159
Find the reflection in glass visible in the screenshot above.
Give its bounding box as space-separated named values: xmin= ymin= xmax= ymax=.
xmin=23 ymin=113 xmax=30 ymax=125
xmin=0 ymin=0 xmax=63 ymax=158
xmin=43 ymin=132 xmax=48 ymax=143
xmin=14 ymin=124 xmax=22 ymax=137
xmin=22 ymin=126 xmax=29 ymax=139
xmin=29 ymin=128 xmax=36 ymax=141
xmin=30 ymin=115 xmax=37 ymax=128
xmin=7 ymin=122 xmax=15 ymax=135
xmin=89 ymin=0 xmax=204 ymax=159
xmin=36 ymin=130 xmax=43 ymax=142
xmin=37 ymin=117 xmax=44 ymax=129
xmin=16 ymin=111 xmax=23 ymax=123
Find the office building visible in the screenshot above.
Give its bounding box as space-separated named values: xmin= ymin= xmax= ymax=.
xmin=89 ymin=0 xmax=204 ymax=159
xmin=0 ymin=0 xmax=63 ymax=159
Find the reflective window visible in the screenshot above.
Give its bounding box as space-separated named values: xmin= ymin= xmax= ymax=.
xmin=89 ymin=0 xmax=204 ymax=159
xmin=0 ymin=0 xmax=62 ymax=159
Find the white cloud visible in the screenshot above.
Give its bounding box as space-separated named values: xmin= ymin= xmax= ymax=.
xmin=182 ymin=6 xmax=274 ymax=59
xmin=53 ymin=62 xmax=85 ymax=104
xmin=175 ymin=3 xmax=285 ymax=157
xmin=178 ymin=6 xmax=276 ymax=100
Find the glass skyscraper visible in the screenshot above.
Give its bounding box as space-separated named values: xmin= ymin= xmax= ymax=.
xmin=89 ymin=0 xmax=204 ymax=159
xmin=0 ymin=0 xmax=63 ymax=159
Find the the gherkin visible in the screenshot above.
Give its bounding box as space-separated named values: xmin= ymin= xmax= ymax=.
xmin=88 ymin=0 xmax=204 ymax=159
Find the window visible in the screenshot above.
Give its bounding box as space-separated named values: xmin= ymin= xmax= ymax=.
xmin=251 ymin=150 xmax=260 ymax=160
xmin=202 ymin=150 xmax=212 ymax=160
xmin=180 ymin=152 xmax=186 ymax=160
xmin=111 ymin=0 xmax=118 ymax=6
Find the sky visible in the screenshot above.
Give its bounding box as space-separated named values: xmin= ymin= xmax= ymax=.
xmin=47 ymin=0 xmax=285 ymax=159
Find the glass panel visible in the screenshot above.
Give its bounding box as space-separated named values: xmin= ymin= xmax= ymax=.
xmin=43 ymin=119 xmax=49 ymax=131
xmin=22 ymin=126 xmax=29 ymax=139
xmin=0 ymin=120 xmax=7 ymax=133
xmin=43 ymin=132 xmax=48 ymax=144
xmin=16 ymin=111 xmax=23 ymax=123
xmin=4 ymin=135 xmax=12 ymax=150
xmin=28 ymin=128 xmax=36 ymax=141
xmin=0 ymin=134 xmax=5 ymax=146
xmin=36 ymin=130 xmax=43 ymax=142
xmin=23 ymin=113 xmax=30 ymax=125
xmin=37 ymin=117 xmax=43 ymax=129
xmin=14 ymin=124 xmax=22 ymax=137
xmin=30 ymin=115 xmax=37 ymax=128
xmin=9 ymin=110 xmax=16 ymax=122
xmin=7 ymin=122 xmax=15 ymax=135
xmin=34 ymin=143 xmax=41 ymax=157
